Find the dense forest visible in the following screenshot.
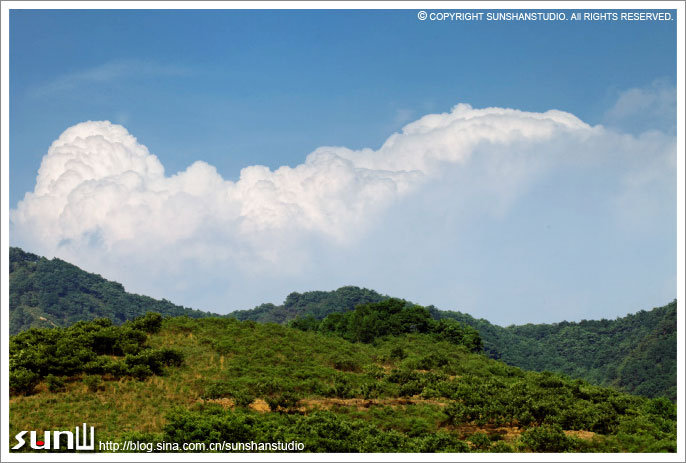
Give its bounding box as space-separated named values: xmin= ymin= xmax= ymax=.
xmin=9 ymin=247 xmax=214 ymax=334
xmin=9 ymin=247 xmax=677 ymax=401
xmin=10 ymin=312 xmax=676 ymax=453
xmin=434 ymin=301 xmax=677 ymax=401
xmin=290 ymin=299 xmax=483 ymax=353
xmin=229 ymin=286 xmax=387 ymax=323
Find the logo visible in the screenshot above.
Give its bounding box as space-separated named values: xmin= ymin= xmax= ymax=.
xmin=12 ymin=423 xmax=94 ymax=450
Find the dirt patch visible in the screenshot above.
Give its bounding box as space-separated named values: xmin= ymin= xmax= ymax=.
xmin=454 ymin=424 xmax=524 ymax=442
xmin=564 ymin=430 xmax=596 ymax=440
xmin=250 ymin=399 xmax=271 ymax=412
xmin=202 ymin=396 xmax=447 ymax=412
xmin=300 ymin=397 xmax=448 ymax=411
xmin=201 ymin=397 xmax=271 ymax=412
xmin=204 ymin=397 xmax=233 ymax=408
xmin=452 ymin=425 xmax=596 ymax=442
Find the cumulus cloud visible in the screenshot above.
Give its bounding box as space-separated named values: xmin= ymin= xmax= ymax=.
xmin=11 ymin=104 xmax=592 ymax=253
xmin=603 ymin=79 xmax=676 ymax=134
xmin=10 ymin=102 xmax=676 ymax=322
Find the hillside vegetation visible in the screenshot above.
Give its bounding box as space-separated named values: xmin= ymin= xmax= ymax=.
xmin=9 ymin=307 xmax=676 ymax=453
xmin=229 ymin=286 xmax=387 ymax=324
xmin=236 ymin=288 xmax=677 ymax=400
xmin=9 ymin=247 xmax=214 ymax=334
xmin=435 ymin=301 xmax=677 ymax=401
xmin=10 ymin=312 xmax=183 ymax=396
xmin=290 ymin=298 xmax=483 ymax=353
xmin=9 ymin=247 xmax=677 ymax=401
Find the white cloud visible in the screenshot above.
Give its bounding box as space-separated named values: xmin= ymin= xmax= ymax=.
xmin=603 ymin=79 xmax=676 ymax=134
xmin=10 ymin=102 xmax=676 ymax=322
xmin=31 ymin=60 xmax=191 ymax=97
xmin=11 ymin=104 xmax=590 ymax=253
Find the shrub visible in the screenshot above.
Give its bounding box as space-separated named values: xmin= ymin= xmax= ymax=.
xmin=332 ymin=357 xmax=361 ymax=373
xmin=255 ymin=378 xmax=282 ymax=396
xmin=386 ymin=368 xmax=419 ymax=384
xmin=163 ymin=407 xmax=256 ymax=445
xmin=414 ymin=431 xmax=470 ymax=452
xmin=358 ymin=429 xmax=408 ymax=452
xmin=127 ymin=312 xmax=163 ymax=334
xmin=292 ymin=412 xmax=359 ymax=452
xmin=421 ymin=387 xmax=441 ymax=399
xmin=406 ymin=418 xmax=431 ymax=437
xmin=468 ymin=432 xmax=492 ymax=451
xmin=265 ymin=391 xmax=301 ymax=412
xmin=326 ymin=376 xmax=354 ymax=398
xmin=10 ymin=368 xmax=40 ymax=395
xmin=203 ymin=381 xmax=232 ymax=399
xmin=433 ymin=319 xmax=483 ymax=352
xmin=159 ymin=348 xmax=184 ymax=367
xmin=490 ymin=441 xmax=514 ymax=452
xmin=358 ymin=381 xmax=380 ymax=399
xmin=529 ymin=398 xmax=559 ymax=425
xmin=537 ymin=372 xmax=565 ymax=389
xmin=45 ymin=374 xmax=66 ymax=392
xmin=302 ymin=378 xmax=327 ymax=395
xmin=417 ymin=353 xmax=450 ymax=370
xmin=83 ymin=375 xmax=104 ymax=392
xmin=362 ymin=364 xmax=385 ymax=379
xmin=645 ymin=397 xmax=677 ymax=421
xmin=556 ymin=402 xmax=593 ymax=430
xmin=390 ymin=346 xmax=406 ymax=360
xmin=520 ymin=424 xmax=572 ymax=452
xmin=590 ymin=402 xmax=620 ymax=434
xmin=124 ymin=348 xmax=183 ymax=376
xmin=444 ymin=402 xmax=470 ymax=425
xmin=129 ymin=364 xmax=154 ymax=380
xmin=232 ymin=389 xmax=256 ymax=408
xmin=399 ymin=380 xmax=424 ymax=397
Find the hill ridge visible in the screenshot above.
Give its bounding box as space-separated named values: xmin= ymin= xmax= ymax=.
xmin=9 ymin=246 xmax=676 ymax=400
xmin=9 ymin=247 xmax=217 ymax=334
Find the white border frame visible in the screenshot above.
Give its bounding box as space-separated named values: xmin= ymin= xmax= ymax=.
xmin=1 ymin=2 xmax=684 ymax=462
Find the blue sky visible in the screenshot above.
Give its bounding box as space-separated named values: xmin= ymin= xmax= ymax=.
xmin=9 ymin=9 xmax=678 ymax=324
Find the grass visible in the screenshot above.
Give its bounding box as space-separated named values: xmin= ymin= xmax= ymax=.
xmin=9 ymin=316 xmax=677 ymax=452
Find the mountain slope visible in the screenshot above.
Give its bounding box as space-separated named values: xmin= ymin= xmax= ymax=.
xmin=231 ymin=287 xmax=676 ymax=400
xmin=434 ymin=302 xmax=677 ymax=401
xmin=9 ymin=247 xmax=215 ymax=334
xmin=9 ymin=314 xmax=676 ymax=453
xmin=9 ymin=247 xmax=676 ymax=400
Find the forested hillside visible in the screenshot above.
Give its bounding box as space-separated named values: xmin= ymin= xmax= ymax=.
xmin=229 ymin=286 xmax=387 ymax=323
xmin=435 ymin=302 xmax=677 ymax=401
xmin=9 ymin=247 xmax=676 ymax=401
xmin=236 ymin=288 xmax=676 ymax=400
xmin=10 ymin=309 xmax=676 ymax=453
xmin=9 ymin=247 xmax=214 ymax=334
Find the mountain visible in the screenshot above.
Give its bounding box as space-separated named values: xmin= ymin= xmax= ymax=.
xmin=431 ymin=302 xmax=677 ymax=401
xmin=9 ymin=310 xmax=676 ymax=453
xmin=9 ymin=247 xmax=676 ymax=400
xmin=9 ymin=247 xmax=215 ymax=334
xmin=232 ymin=287 xmax=676 ymax=400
